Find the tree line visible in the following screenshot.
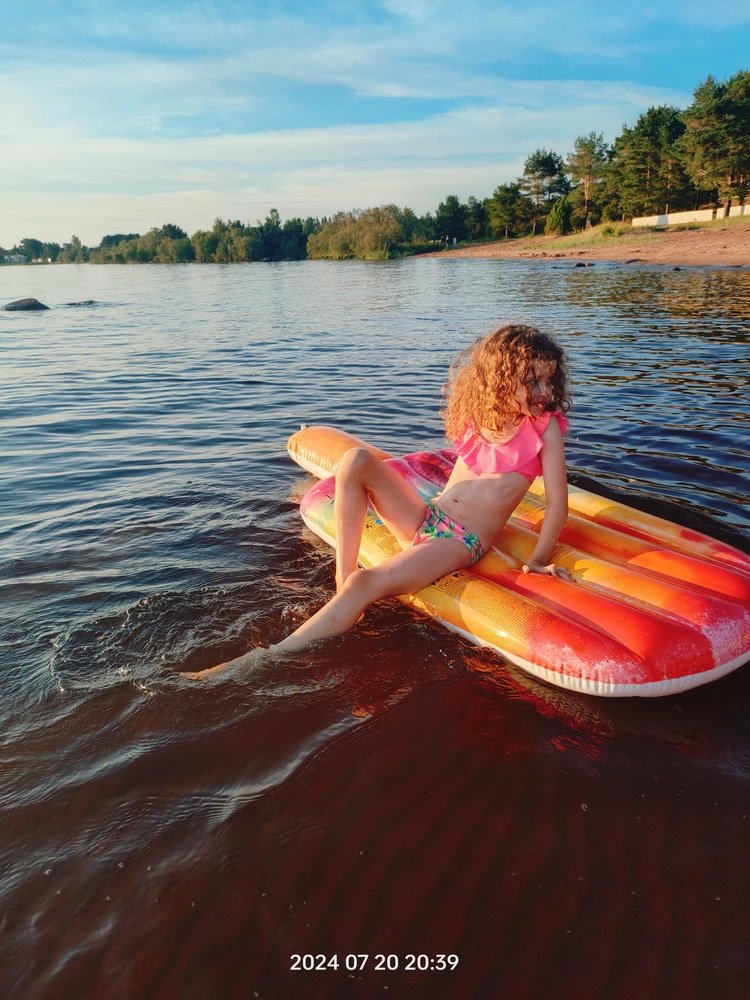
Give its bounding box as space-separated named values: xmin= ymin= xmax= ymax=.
xmin=6 ymin=69 xmax=748 ymax=264
xmin=9 ymin=214 xmax=319 ymax=265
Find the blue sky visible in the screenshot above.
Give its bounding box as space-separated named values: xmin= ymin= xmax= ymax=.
xmin=2 ymin=0 xmax=749 ymax=245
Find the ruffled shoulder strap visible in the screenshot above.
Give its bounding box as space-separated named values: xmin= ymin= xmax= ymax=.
xmin=533 ymin=410 xmax=569 ymax=436
xmin=454 ymin=417 xmax=542 ymax=475
xmin=454 ymin=411 xmax=568 ymax=475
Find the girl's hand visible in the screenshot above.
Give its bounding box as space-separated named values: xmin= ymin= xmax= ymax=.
xmin=522 ymin=561 xmax=573 ymax=582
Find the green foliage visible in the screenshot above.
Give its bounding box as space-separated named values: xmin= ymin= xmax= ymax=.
xmin=398 ymin=207 xmax=421 ymax=242
xmin=87 ymin=212 xmax=316 ymax=264
xmin=351 ymin=206 xmax=402 ymax=258
xmin=153 ymin=237 xmax=196 ymax=263
xmin=566 ymin=132 xmax=608 ymax=227
xmin=601 ymin=224 xmax=624 ymax=238
xmin=603 ymin=106 xmax=695 ymax=218
xmin=280 ymin=218 xmax=319 ymax=260
xmin=544 ymin=196 xmax=573 ymax=235
xmin=306 ymin=205 xmax=452 ymax=259
xmin=434 ymin=195 xmax=469 ymax=242
xmin=600 ymin=198 xmax=623 ymax=223
xmin=190 ymin=229 xmax=220 ymax=262
xmin=679 ymin=70 xmax=750 ymax=204
xmin=19 ymin=237 xmax=43 ymax=260
xmin=307 ymin=212 xmax=357 ymax=259
xmin=487 ymin=182 xmax=530 ymax=238
xmin=465 ymin=196 xmax=488 ymax=240
xmin=57 ymin=235 xmax=88 ymax=263
xmin=520 ymin=149 xmax=570 ymax=234
xmin=307 ymin=206 xmax=405 ymax=259
xmin=89 ymin=225 xmax=190 ymax=263
xmin=409 ymin=211 xmax=446 ymax=242
xmin=158 ymin=223 xmax=187 ymax=240
xmin=99 ymin=233 xmax=140 ymax=249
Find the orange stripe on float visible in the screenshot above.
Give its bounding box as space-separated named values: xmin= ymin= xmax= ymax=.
xmin=472 ymin=554 xmax=714 ymax=680
xmin=403 ymin=573 xmax=647 ymax=686
xmin=513 ymin=497 xmax=750 ymax=602
xmin=529 ymin=479 xmax=750 ymax=577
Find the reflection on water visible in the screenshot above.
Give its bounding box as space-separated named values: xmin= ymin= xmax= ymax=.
xmin=1 ymin=260 xmax=749 ymax=999
xmin=562 ymin=267 xmax=750 ymax=331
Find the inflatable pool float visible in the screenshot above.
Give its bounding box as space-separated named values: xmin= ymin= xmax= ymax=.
xmin=287 ymin=425 xmax=750 ymax=698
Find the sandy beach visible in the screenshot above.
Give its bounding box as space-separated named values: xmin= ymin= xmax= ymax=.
xmin=428 ymin=218 xmax=750 ymax=267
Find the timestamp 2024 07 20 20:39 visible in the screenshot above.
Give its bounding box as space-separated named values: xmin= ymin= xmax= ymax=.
xmin=290 ymin=954 xmax=459 ymax=972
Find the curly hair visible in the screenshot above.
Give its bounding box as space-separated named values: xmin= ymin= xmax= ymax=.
xmin=442 ymin=324 xmax=571 ymax=442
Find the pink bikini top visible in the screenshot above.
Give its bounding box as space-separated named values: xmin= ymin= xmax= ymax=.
xmin=454 ymin=411 xmax=568 ymax=483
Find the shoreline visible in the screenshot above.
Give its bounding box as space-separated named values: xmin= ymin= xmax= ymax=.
xmin=424 ymin=219 xmax=750 ymax=267
xmin=3 ymin=219 xmax=748 ymax=269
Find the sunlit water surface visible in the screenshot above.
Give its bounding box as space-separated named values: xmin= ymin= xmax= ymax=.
xmin=2 ymin=260 xmax=749 ymax=1000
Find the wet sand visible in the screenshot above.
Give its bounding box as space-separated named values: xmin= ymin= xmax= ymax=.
xmin=427 ymin=220 xmax=750 ymax=267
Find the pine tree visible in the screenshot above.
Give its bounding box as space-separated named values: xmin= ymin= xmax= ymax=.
xmin=519 ymin=149 xmax=569 ymax=234
xmin=487 ymin=183 xmax=529 ymax=238
xmin=566 ymin=133 xmax=608 ymax=227
xmin=605 ymin=107 xmax=694 ymax=218
xmin=434 ymin=196 xmax=468 ymax=242
xmin=680 ymin=70 xmax=750 ymax=209
xmin=465 ymin=196 xmax=488 ymax=240
xmin=545 ymin=196 xmax=572 ymax=235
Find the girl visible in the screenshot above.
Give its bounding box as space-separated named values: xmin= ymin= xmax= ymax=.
xmin=185 ymin=324 xmax=571 ymax=678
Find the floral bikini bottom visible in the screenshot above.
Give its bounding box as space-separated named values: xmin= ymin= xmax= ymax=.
xmin=412 ymin=500 xmax=487 ymax=566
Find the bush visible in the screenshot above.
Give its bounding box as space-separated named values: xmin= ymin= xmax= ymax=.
xmin=601 ymin=224 xmax=625 ymax=238
xmin=545 ymin=197 xmax=573 ymax=235
xmin=600 ymin=202 xmax=622 ymax=223
xmin=308 ymin=206 xmax=406 ymax=259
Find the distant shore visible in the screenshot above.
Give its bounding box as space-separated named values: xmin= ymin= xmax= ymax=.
xmin=4 ymin=218 xmax=748 ymax=269
xmin=426 ymin=218 xmax=750 ymax=267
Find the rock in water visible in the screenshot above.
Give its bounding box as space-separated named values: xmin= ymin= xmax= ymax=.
xmin=2 ymin=297 xmax=50 ymax=311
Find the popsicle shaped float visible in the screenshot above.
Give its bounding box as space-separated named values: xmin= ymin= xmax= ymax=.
xmin=287 ymin=426 xmax=750 ymax=697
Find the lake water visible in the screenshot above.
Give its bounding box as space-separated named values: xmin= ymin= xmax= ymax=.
xmin=2 ymin=260 xmax=749 ymax=1000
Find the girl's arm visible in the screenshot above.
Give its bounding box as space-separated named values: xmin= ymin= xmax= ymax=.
xmin=522 ymin=417 xmax=572 ymax=580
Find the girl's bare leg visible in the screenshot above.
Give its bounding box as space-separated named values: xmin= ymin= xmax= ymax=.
xmin=276 ymin=537 xmax=471 ymax=653
xmin=183 ymin=449 xmax=433 ymax=679
xmin=333 ymin=448 xmax=427 ymax=590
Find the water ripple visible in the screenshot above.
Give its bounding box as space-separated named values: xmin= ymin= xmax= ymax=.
xmin=1 ymin=260 xmax=749 ymax=997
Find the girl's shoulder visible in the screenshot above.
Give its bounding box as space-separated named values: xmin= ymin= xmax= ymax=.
xmin=534 ymin=410 xmax=568 ymax=438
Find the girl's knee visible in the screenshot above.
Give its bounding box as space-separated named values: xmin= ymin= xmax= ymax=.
xmin=342 ymin=567 xmax=369 ymax=593
xmin=337 ymin=447 xmax=374 ymax=479
xmin=342 ymin=567 xmax=383 ymax=602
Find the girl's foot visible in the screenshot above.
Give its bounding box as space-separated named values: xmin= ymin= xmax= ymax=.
xmin=180 ymin=645 xmax=278 ymax=680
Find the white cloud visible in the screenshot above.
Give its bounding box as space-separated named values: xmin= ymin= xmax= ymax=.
xmin=0 ymin=0 xmax=690 ymax=136
xmin=0 ymin=0 xmax=720 ymax=244
xmin=3 ymin=83 xmax=684 ymax=244
xmin=6 ymin=163 xmax=529 ymax=246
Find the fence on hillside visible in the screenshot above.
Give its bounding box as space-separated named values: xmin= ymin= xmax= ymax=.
xmin=632 ymin=209 xmax=715 ymax=227
xmin=633 ymin=205 xmax=747 ymax=226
